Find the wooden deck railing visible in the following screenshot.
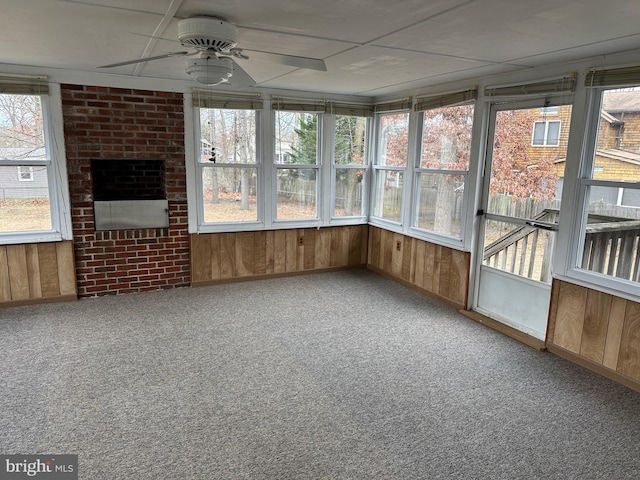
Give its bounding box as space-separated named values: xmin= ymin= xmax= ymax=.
xmin=582 ymin=220 xmax=640 ymax=281
xmin=484 ymin=209 xmax=640 ymax=284
xmin=483 ymin=209 xmax=558 ymax=283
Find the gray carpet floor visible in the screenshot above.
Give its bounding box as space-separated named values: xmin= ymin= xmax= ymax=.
xmin=1 ymin=269 xmax=640 ymax=479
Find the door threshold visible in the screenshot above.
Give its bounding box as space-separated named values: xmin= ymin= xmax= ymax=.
xmin=459 ymin=309 xmax=546 ymax=351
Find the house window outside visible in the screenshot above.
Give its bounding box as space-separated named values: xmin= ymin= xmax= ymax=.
xmin=274 ymin=111 xmax=320 ymax=221
xmin=197 ymin=107 xmax=259 ymax=224
xmin=333 ymin=115 xmax=368 ymax=218
xmin=371 ymin=112 xmax=409 ymax=224
xmin=576 ymin=87 xmax=640 ymax=288
xmin=17 ymin=166 xmax=34 ymax=181
xmin=532 ymin=120 xmax=561 ymax=146
xmin=0 ymin=91 xmax=57 ymax=236
xmin=413 ymin=103 xmax=474 ymax=238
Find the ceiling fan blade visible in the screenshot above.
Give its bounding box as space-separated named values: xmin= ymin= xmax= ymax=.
xmin=239 ymin=49 xmax=327 ymax=72
xmin=97 ymin=51 xmax=193 ymax=69
xmin=229 ymin=61 xmax=257 ymax=88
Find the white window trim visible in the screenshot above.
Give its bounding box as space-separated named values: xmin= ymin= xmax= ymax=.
xmin=17 ymin=166 xmax=34 ymax=182
xmin=0 ymin=83 xmax=71 ymax=245
xmin=559 ymin=85 xmax=640 ymax=301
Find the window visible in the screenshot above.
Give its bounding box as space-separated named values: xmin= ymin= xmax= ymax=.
xmin=17 ymin=166 xmax=34 ymax=182
xmin=413 ymin=103 xmax=474 ymax=238
xmin=197 ymin=107 xmax=259 ymax=225
xmin=0 ymin=79 xmax=69 ymax=242
xmin=532 ymin=120 xmax=561 ymax=146
xmin=371 ymin=112 xmax=409 ymax=224
xmin=333 ymin=115 xmax=368 ymax=218
xmin=575 ymin=86 xmax=640 ymax=289
xmin=274 ymin=110 xmax=320 ymax=221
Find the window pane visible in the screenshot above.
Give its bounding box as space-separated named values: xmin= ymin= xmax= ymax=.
xmin=335 ymin=115 xmax=366 ymax=165
xmin=0 ymin=165 xmax=51 ymax=232
xmin=581 ymin=185 xmax=640 ymax=282
xmin=547 ymin=121 xmax=560 ymax=146
xmin=372 ymin=170 xmax=403 ymax=223
xmin=202 ymin=167 xmax=257 ymax=223
xmin=378 ymin=113 xmax=408 ymax=167
xmin=334 ymin=168 xmax=364 ymax=217
xmin=275 ymin=111 xmax=318 ymax=165
xmin=420 ymin=104 xmax=474 ymax=169
xmin=414 ymin=173 xmax=465 ymax=236
xmin=488 ymin=105 xmax=571 ymax=220
xmin=276 ymin=169 xmax=317 ymax=219
xmin=0 ymin=94 xmax=46 ymax=156
xmin=532 ymin=122 xmax=545 ymax=145
xmin=590 ymin=89 xmax=640 ymax=180
xmin=199 ymin=108 xmax=256 ymax=164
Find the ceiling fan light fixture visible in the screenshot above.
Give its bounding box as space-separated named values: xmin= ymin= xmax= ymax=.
xmin=185 ymin=56 xmax=233 ymax=85
xmin=178 ymin=17 xmax=238 ymax=52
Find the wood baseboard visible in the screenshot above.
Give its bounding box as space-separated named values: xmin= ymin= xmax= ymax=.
xmin=191 ymin=264 xmax=367 ymax=288
xmin=459 ymin=309 xmax=547 ymax=351
xmin=547 ymin=343 xmax=640 ymax=393
xmin=0 ymin=294 xmax=77 ymax=309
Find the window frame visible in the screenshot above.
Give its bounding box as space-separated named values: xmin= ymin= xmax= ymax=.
xmin=566 ymin=86 xmax=640 ymax=299
xmin=330 ymin=113 xmax=371 ymax=223
xmin=272 ymin=109 xmax=322 ymax=225
xmin=370 ymin=110 xmax=411 ymax=227
xmin=192 ymin=106 xmax=264 ymax=232
xmin=531 ymin=120 xmax=561 ymax=146
xmin=409 ymin=102 xmax=475 ymax=245
xmin=0 ymin=84 xmax=71 ymax=245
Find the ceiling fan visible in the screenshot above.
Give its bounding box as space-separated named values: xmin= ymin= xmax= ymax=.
xmin=97 ymin=16 xmax=327 ymax=86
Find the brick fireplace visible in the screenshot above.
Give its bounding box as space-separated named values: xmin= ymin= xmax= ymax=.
xmin=62 ymin=85 xmax=190 ymax=297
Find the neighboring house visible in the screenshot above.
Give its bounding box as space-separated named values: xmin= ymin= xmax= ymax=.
xmin=0 ymin=147 xmax=49 ymax=199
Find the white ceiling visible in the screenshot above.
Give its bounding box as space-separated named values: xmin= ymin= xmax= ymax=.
xmin=2 ymin=0 xmax=640 ymax=98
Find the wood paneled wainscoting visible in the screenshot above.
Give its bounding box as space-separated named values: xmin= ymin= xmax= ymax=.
xmin=0 ymin=241 xmax=77 ymax=307
xmin=190 ymin=225 xmax=368 ymax=285
xmin=547 ymin=279 xmax=640 ymax=392
xmin=367 ymin=226 xmax=470 ymax=310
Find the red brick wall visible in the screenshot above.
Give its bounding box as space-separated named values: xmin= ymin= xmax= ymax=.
xmin=62 ymin=85 xmax=190 ymax=297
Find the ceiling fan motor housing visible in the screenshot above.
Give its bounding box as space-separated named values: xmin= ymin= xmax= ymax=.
xmin=185 ymin=56 xmax=234 ymax=85
xmin=178 ymin=17 xmax=238 ymax=52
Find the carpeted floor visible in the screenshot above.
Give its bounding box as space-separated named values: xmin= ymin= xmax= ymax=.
xmin=1 ymin=269 xmax=639 ymax=479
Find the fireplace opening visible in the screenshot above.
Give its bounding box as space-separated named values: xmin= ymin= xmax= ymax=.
xmin=91 ymin=159 xmax=169 ymax=230
xmin=91 ymin=159 xmax=166 ymax=201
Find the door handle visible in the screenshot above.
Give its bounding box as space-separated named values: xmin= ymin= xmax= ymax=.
xmin=525 ymin=220 xmax=558 ymax=232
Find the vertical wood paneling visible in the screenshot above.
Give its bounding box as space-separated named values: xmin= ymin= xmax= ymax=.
xmin=580 ymin=290 xmax=612 ymax=364
xmin=191 ymin=235 xmax=211 ymax=282
xmin=401 ymin=236 xmax=412 ymax=281
xmin=315 ymin=228 xmax=331 ymax=269
xmin=432 ymin=245 xmax=442 ymax=294
xmin=413 ymin=241 xmax=425 ymax=289
xmin=603 ymin=297 xmax=627 ymax=370
xmin=1 ymin=241 xmax=76 ymax=306
xmin=391 ymin=233 xmax=404 ymax=278
xmin=423 ymin=242 xmax=436 ymax=292
xmin=437 ymin=247 xmax=452 ymax=299
xmin=265 ymin=231 xmax=275 ymax=274
xmin=273 ymin=230 xmax=286 ymax=273
xmin=285 ymin=229 xmax=298 ymax=272
xmin=546 ymin=278 xmax=561 ymax=344
xmin=0 ymin=247 xmax=11 ymax=302
xmin=449 ymin=249 xmax=468 ymax=307
xmin=348 ymin=226 xmax=361 ymax=266
xmin=304 ymin=228 xmax=316 ymax=270
xmin=617 ymin=301 xmax=640 ymax=381
xmin=254 ymin=231 xmax=267 ymax=275
xmin=369 ymin=227 xmax=380 ymax=267
xmin=236 ymin=232 xmax=255 ymax=277
xmin=7 ymin=245 xmax=30 ymax=300
xmin=37 ymin=243 xmax=60 ymax=297
xmin=56 ymin=241 xmax=76 ymax=296
xmin=553 ymin=282 xmax=587 ymax=354
xmin=210 ymin=234 xmax=221 ymax=280
xmin=25 ymin=244 xmax=42 ymax=299
xmin=219 ymin=233 xmax=235 ymax=279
